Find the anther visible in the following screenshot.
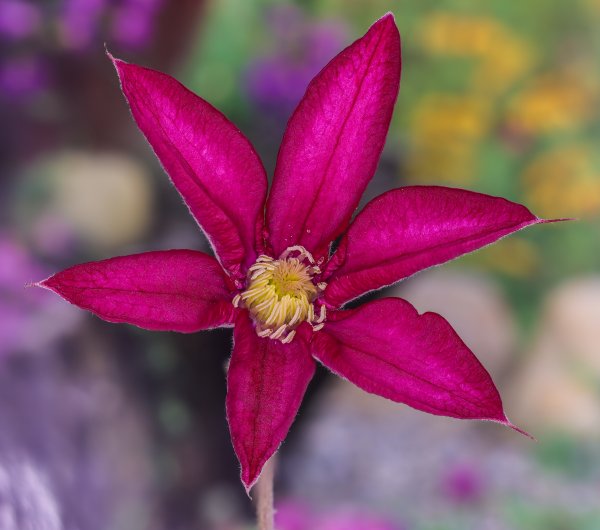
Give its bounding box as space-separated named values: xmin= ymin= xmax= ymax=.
xmin=314 ymin=304 xmax=327 ymax=324
xmin=288 ymin=305 xmax=302 ymax=327
xmin=280 ymin=245 xmax=315 ymax=264
xmin=270 ymin=324 xmax=287 ymax=340
xmin=281 ymin=330 xmax=296 ymax=344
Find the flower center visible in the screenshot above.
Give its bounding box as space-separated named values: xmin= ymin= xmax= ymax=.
xmin=233 ymin=246 xmax=327 ymax=343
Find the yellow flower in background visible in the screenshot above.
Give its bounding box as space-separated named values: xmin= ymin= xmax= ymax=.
xmin=419 ymin=12 xmax=533 ymax=94
xmin=474 ymin=37 xmax=532 ymax=95
xmin=412 ymin=94 xmax=491 ymax=139
xmin=420 ymin=12 xmax=506 ymax=56
xmin=508 ymin=73 xmax=595 ymax=134
xmin=407 ymin=94 xmax=491 ymax=184
xmin=522 ymin=146 xmax=600 ymax=218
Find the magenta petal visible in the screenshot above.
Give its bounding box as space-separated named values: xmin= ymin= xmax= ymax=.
xmin=266 ymin=14 xmax=401 ymax=260
xmin=39 ymin=250 xmax=234 ymax=332
xmin=312 ymin=298 xmax=511 ymax=424
xmin=324 ymin=186 xmax=545 ymax=307
xmin=227 ymin=312 xmax=315 ymax=491
xmin=112 ymin=56 xmax=268 ymax=280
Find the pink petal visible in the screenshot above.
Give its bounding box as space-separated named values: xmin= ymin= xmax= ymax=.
xmin=38 ymin=250 xmax=234 ymax=332
xmin=312 ymin=298 xmax=513 ymax=424
xmin=227 ymin=313 xmax=315 ymax=491
xmin=111 ymin=56 xmax=268 ymax=281
xmin=324 ymin=186 xmax=545 ymax=307
xmin=266 ymin=14 xmax=401 ymax=260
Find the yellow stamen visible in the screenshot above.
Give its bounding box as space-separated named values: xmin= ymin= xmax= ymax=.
xmin=235 ymin=246 xmax=328 ymax=343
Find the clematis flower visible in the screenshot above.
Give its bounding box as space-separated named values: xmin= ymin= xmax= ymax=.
xmin=37 ymin=14 xmax=557 ymax=491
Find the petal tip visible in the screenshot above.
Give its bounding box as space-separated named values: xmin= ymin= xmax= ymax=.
xmin=242 ymin=480 xmax=255 ymax=499
xmin=105 ymin=47 xmax=118 ymax=64
xmin=106 ymin=49 xmax=128 ymax=77
xmin=379 ymin=11 xmax=396 ymax=23
xmin=496 ymin=416 xmax=536 ymax=441
xmin=32 ymin=276 xmax=53 ymax=291
xmin=33 ymin=274 xmax=67 ymax=298
xmin=241 ymin=468 xmax=260 ymax=497
xmin=540 ymin=217 xmax=578 ymax=224
xmin=372 ymin=11 xmax=399 ymax=36
xmin=509 ymin=424 xmax=536 ymax=441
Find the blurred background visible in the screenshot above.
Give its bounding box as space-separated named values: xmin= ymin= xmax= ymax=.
xmin=1 ymin=0 xmax=599 ymax=529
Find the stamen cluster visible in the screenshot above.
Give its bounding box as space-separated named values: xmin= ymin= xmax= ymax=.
xmin=233 ymin=246 xmax=327 ymax=343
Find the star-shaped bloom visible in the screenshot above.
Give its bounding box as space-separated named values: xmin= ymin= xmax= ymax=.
xmin=39 ymin=14 xmax=555 ymax=491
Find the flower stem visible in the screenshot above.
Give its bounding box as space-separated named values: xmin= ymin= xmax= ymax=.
xmin=256 ymin=457 xmax=275 ymax=530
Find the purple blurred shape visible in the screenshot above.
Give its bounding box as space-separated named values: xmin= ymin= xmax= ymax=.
xmin=441 ymin=463 xmax=486 ymax=505
xmin=123 ymin=0 xmax=163 ymax=10
xmin=275 ymin=500 xmax=314 ymax=530
xmin=245 ymin=5 xmax=347 ymax=118
xmin=59 ymin=0 xmax=106 ymax=51
xmin=0 ymin=56 xmax=47 ymax=100
xmin=0 ymin=0 xmax=41 ymax=41
xmin=110 ymin=3 xmax=159 ymax=51
xmin=0 ymin=234 xmax=79 ymax=358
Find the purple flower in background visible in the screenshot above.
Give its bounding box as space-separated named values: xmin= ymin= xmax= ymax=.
xmin=0 ymin=235 xmax=43 ymax=356
xmin=110 ymin=0 xmax=163 ymax=51
xmin=0 ymin=55 xmax=48 ymax=100
xmin=441 ymin=463 xmax=486 ymax=505
xmin=59 ymin=0 xmax=106 ymax=51
xmin=1 ymin=0 xmax=163 ymax=103
xmin=0 ymin=0 xmax=41 ymax=41
xmin=111 ymin=7 xmax=153 ymax=50
xmin=275 ymin=501 xmax=311 ymax=530
xmin=0 ymin=234 xmax=79 ymax=358
xmin=245 ymin=5 xmax=348 ymax=117
xmin=58 ymin=0 xmax=164 ymax=52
